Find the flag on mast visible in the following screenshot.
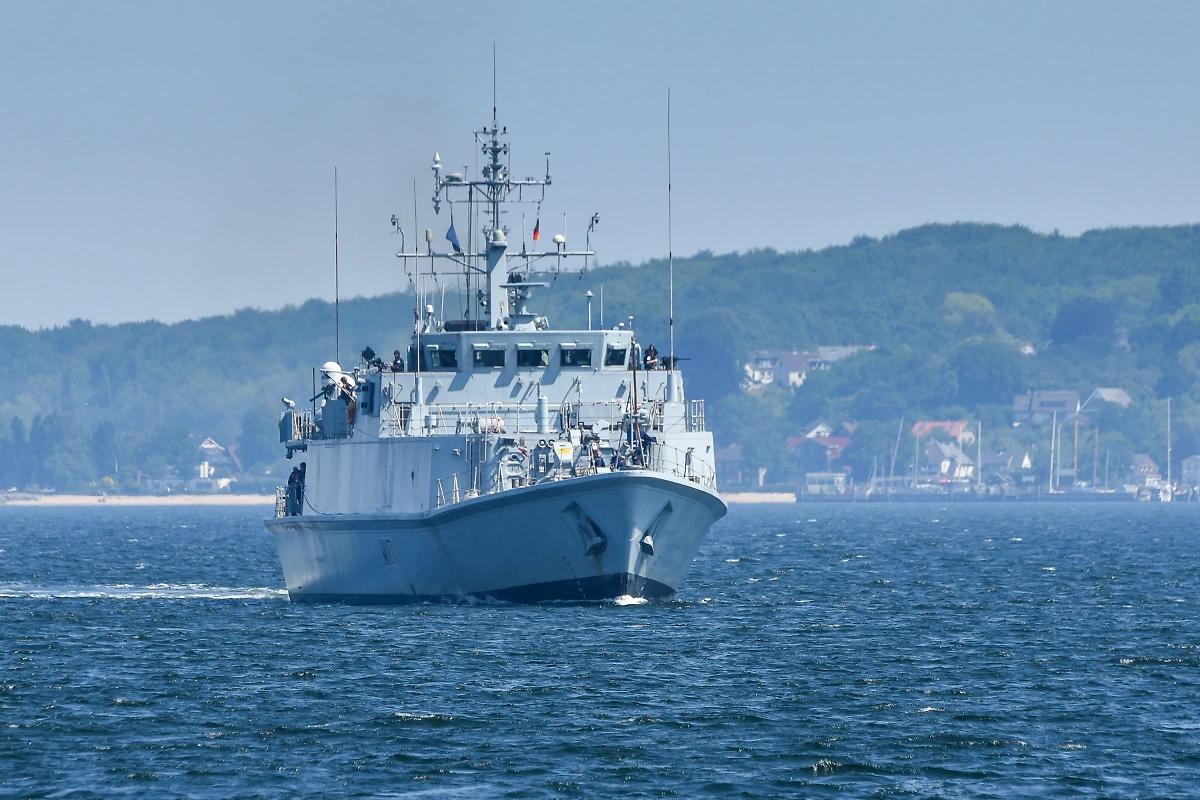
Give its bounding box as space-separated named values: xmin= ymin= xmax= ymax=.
xmin=446 ymin=219 xmax=462 ymax=254
xmin=532 ymin=217 xmax=540 ymax=242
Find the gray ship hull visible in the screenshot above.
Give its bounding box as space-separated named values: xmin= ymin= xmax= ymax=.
xmin=266 ymin=471 xmax=727 ymax=603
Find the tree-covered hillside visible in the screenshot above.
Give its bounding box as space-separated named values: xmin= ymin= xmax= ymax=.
xmin=3 ymin=222 xmax=1200 ymax=490
xmin=545 ymin=223 xmax=1200 ymax=483
xmin=0 ymin=295 xmax=419 ymax=491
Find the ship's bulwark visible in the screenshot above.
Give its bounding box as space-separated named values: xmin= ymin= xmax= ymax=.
xmin=267 ymin=472 xmax=727 ymax=604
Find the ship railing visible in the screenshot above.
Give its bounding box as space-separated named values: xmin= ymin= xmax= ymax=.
xmin=274 ymin=486 xmax=288 ymax=518
xmin=280 ymin=408 xmax=319 ymax=442
xmin=381 ymin=400 xmax=632 ymax=437
xmin=646 ymin=442 xmax=718 ymax=490
xmin=428 ymin=442 xmax=716 ymax=513
xmin=380 ymin=402 xmax=414 ymax=436
xmin=435 ymin=469 xmax=483 ymax=509
xmin=380 ymin=399 xmax=710 ymax=439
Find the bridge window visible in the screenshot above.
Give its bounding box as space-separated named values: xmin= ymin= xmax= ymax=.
xmin=473 ymin=347 xmax=506 ymax=368
xmin=422 ymin=346 xmax=457 ymax=369
xmin=517 ymin=348 xmax=550 ymax=368
xmin=604 ymin=346 xmax=627 ymax=367
xmin=560 ymin=348 xmax=592 ymax=368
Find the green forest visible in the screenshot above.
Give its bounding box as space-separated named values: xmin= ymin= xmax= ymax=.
xmin=554 ymin=223 xmax=1200 ymax=486
xmin=3 ymin=222 xmax=1200 ymax=491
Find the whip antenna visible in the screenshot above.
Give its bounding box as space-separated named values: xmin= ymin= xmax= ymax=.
xmin=334 ymin=166 xmax=340 ymax=364
xmin=667 ymin=88 xmax=674 ymax=372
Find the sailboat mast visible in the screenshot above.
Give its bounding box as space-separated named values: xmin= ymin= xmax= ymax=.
xmin=977 ymin=420 xmax=982 ymax=491
xmin=1049 ymin=410 xmax=1057 ymax=492
xmin=1073 ymin=405 xmax=1080 ymax=488
xmin=1167 ymin=396 xmax=1173 ymax=489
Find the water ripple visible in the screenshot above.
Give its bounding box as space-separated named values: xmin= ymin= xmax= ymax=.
xmin=1 ymin=503 xmax=1199 ymax=797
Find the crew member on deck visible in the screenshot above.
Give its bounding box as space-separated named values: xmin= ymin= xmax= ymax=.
xmin=340 ymin=377 xmax=357 ymax=428
xmin=296 ymin=462 xmax=306 ymax=513
xmin=391 ymin=350 xmax=405 ymax=372
xmin=286 ymin=466 xmax=302 ymax=515
xmin=643 ymin=344 xmax=659 ymax=370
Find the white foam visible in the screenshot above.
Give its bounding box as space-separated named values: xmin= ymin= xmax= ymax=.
xmin=391 ymin=711 xmax=453 ymax=722
xmin=0 ymin=583 xmax=288 ymax=601
xmin=613 ymin=594 xmax=648 ymax=606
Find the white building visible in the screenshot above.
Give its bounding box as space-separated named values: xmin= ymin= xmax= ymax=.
xmin=1181 ymin=455 xmax=1200 ymax=489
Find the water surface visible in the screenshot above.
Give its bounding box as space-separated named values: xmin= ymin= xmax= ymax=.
xmin=2 ymin=502 xmax=1198 ymax=797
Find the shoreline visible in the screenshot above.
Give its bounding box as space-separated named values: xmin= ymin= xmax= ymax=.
xmin=1 ymin=494 xmax=275 ymax=507
xmin=724 ymin=492 xmax=797 ymax=504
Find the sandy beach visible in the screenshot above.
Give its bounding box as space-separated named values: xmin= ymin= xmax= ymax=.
xmin=1 ymin=494 xmax=275 ymax=507
xmin=723 ymin=492 xmax=796 ymax=504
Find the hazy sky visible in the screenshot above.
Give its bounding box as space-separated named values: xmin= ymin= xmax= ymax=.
xmin=3 ymin=1 xmax=1199 ymax=329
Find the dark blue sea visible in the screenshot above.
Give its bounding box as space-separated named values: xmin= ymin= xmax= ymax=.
xmin=2 ymin=502 xmax=1199 ymax=798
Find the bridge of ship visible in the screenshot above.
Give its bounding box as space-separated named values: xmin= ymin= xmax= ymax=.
xmin=276 ymin=328 xmax=714 ymax=517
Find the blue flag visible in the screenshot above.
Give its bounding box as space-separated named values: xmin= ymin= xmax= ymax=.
xmin=446 ymin=219 xmax=462 ymax=254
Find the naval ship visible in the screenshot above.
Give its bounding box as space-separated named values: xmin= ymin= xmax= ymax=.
xmin=266 ymin=114 xmax=727 ymax=603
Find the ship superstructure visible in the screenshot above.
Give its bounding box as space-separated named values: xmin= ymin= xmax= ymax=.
xmin=266 ymin=116 xmax=726 ymax=602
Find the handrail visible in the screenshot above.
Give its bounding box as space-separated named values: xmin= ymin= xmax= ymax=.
xmin=382 ymin=399 xmax=631 ymax=437
xmin=648 ymin=441 xmax=718 ymax=490
xmin=291 ymin=396 xmax=706 ymax=440
xmin=425 ymin=437 xmax=716 ymax=512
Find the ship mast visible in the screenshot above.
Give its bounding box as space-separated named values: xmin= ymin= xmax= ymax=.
xmin=395 ymin=116 xmax=594 ymax=332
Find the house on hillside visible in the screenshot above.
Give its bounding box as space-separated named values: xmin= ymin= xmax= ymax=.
xmin=199 ymin=437 xmax=243 ymax=473
xmin=801 ymin=420 xmax=834 ymax=439
xmin=912 ymin=420 xmax=976 ymax=446
xmin=1131 ymin=454 xmax=1162 ymax=487
xmin=979 ymin=451 xmax=1033 ymax=486
xmin=741 ymin=346 xmax=873 ymax=392
xmin=789 ymin=435 xmax=850 ymax=473
xmin=923 ymin=440 xmax=974 ymax=480
xmin=1079 ymin=387 xmax=1132 ymax=418
xmin=192 ymin=437 xmax=239 ymax=493
xmin=1012 ymin=391 xmax=1080 ymax=426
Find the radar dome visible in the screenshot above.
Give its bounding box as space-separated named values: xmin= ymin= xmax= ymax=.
xmin=321 ymin=361 xmax=345 ymax=385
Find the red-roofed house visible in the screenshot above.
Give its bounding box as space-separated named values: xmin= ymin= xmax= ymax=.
xmin=790 ymin=435 xmax=851 ymax=473
xmin=911 ymin=420 xmax=976 ymax=446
